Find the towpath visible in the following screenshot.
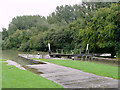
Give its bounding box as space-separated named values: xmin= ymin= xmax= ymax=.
xmin=26 ymin=61 xmax=118 ymax=88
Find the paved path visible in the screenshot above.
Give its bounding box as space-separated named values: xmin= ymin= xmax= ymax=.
xmin=1 ymin=60 xmax=26 ymax=70
xmin=26 ymin=61 xmax=118 ymax=88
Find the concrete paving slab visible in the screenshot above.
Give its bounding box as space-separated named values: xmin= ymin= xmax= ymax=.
xmin=26 ymin=61 xmax=118 ymax=88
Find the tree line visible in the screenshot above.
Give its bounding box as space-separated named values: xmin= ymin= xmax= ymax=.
xmin=2 ymin=2 xmax=120 ymax=58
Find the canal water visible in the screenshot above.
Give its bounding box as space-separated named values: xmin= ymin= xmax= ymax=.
xmin=2 ymin=50 xmax=31 ymax=65
xmin=2 ymin=50 xmax=47 ymax=74
xmin=2 ymin=50 xmax=47 ymax=66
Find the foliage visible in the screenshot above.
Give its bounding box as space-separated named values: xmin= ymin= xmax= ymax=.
xmin=2 ymin=2 xmax=119 ymax=58
xmin=7 ymin=15 xmax=48 ymax=35
xmin=2 ymin=28 xmax=8 ymax=40
xmin=78 ymin=3 xmax=120 ymax=57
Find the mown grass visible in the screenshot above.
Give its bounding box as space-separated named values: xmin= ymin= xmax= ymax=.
xmin=1 ymin=59 xmax=63 ymax=88
xmin=35 ymin=58 xmax=118 ymax=79
xmin=0 ymin=59 xmax=2 ymax=90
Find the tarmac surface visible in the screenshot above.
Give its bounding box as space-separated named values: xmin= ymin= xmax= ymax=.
xmin=26 ymin=61 xmax=118 ymax=88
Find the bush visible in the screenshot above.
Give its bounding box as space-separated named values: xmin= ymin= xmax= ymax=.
xmin=116 ymin=51 xmax=120 ymax=60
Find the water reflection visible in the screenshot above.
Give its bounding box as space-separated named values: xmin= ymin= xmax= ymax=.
xmin=2 ymin=50 xmax=46 ymax=65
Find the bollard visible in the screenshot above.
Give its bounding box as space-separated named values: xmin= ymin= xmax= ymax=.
xmin=72 ymin=57 xmax=74 ymax=60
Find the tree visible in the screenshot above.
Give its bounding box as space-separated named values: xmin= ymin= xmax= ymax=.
xmin=79 ymin=3 xmax=120 ymax=57
xmin=2 ymin=28 xmax=8 ymax=40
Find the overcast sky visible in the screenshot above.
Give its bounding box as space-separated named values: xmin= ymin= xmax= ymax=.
xmin=0 ymin=0 xmax=82 ymax=32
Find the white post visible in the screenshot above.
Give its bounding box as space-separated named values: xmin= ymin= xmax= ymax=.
xmin=86 ymin=44 xmax=89 ymax=54
xmin=48 ymin=43 xmax=51 ymax=55
xmin=86 ymin=44 xmax=89 ymax=51
xmin=48 ymin=43 xmax=50 ymax=51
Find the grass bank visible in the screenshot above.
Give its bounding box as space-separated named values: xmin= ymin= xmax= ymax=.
xmin=35 ymin=59 xmax=118 ymax=79
xmin=0 ymin=59 xmax=2 ymax=90
xmin=1 ymin=59 xmax=63 ymax=88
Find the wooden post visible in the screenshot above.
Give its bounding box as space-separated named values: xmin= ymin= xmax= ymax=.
xmin=79 ymin=48 xmax=81 ymax=54
xmin=81 ymin=55 xmax=83 ymax=61
xmin=56 ymin=49 xmax=58 ymax=54
xmin=71 ymin=50 xmax=74 ymax=54
xmin=42 ymin=55 xmax=43 ymax=59
xmin=85 ymin=55 xmax=87 ymax=61
xmin=61 ymin=49 xmax=63 ymax=54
